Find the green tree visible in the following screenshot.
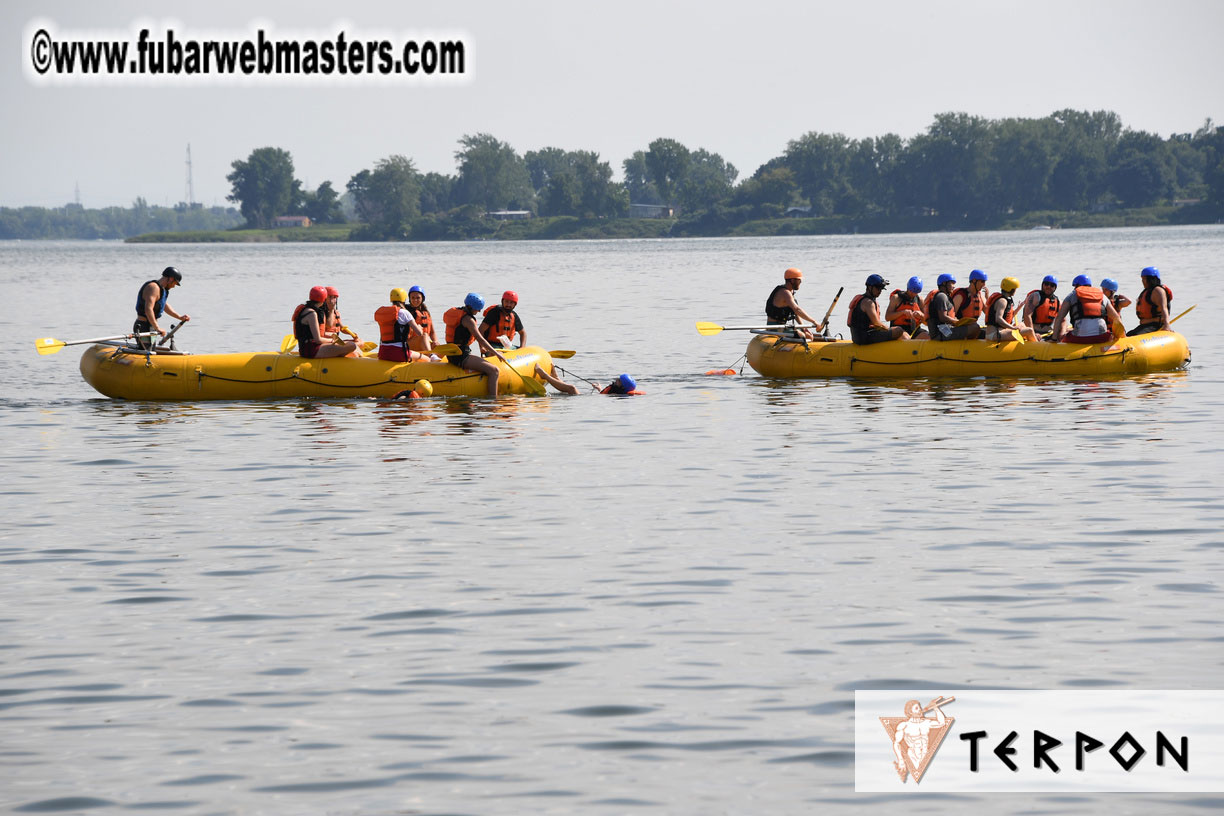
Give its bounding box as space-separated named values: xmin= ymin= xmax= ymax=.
xmin=346 ymin=155 xmax=422 ymax=237
xmin=419 ymin=172 xmax=455 ymax=214
xmin=622 ymin=151 xmax=661 ymax=204
xmin=676 ymin=148 xmax=737 ymax=212
xmin=226 ymin=147 xmax=301 ymax=228
xmin=300 ymin=181 xmax=344 ymax=224
xmin=524 ymin=147 xmax=570 ymax=193
xmin=453 ymin=133 xmax=534 ymax=211
xmin=644 ymin=138 xmax=691 ymax=206
xmin=783 ymin=132 xmax=853 ymax=216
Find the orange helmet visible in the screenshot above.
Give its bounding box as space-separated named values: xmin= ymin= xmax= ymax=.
xmin=502 ymin=290 xmax=519 ymax=304
xmin=325 ymin=286 xmax=339 ymax=297
xmin=309 ymin=286 xmax=328 ymax=302
xmin=784 ymin=268 xmax=803 ymax=280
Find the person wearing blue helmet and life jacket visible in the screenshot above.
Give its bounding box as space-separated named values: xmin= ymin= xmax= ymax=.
xmin=927 ymin=273 xmax=980 ymax=340
xmin=442 ymin=293 xmax=511 ymax=397
xmin=848 ymin=274 xmax=907 ymax=344
xmin=885 ymin=276 xmax=929 ymax=338
xmin=1051 ymin=274 xmax=1122 ymax=344
xmin=951 ymin=269 xmax=990 ymax=330
xmin=1022 ymin=274 xmax=1061 ymax=337
xmin=1101 ymin=278 xmax=1131 ymax=313
xmin=1128 ymin=266 xmax=1173 ymax=336
xmin=405 ymin=285 xmax=439 ymax=355
xmin=601 ymin=373 xmax=643 ymax=395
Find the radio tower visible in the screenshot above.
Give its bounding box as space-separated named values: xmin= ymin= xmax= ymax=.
xmin=185 ymin=144 xmax=195 ymax=207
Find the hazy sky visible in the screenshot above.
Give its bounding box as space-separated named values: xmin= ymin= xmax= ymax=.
xmin=3 ymin=0 xmax=1221 ymax=209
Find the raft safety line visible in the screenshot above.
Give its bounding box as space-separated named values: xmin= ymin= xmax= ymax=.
xmin=193 ymin=370 xmax=484 ymax=388
xmin=847 ymin=348 xmax=1130 ymax=369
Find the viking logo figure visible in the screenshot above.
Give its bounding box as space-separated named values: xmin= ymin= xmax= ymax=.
xmin=879 ymin=695 xmax=954 ymax=783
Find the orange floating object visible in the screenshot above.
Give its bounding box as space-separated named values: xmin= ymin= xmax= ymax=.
xmin=704 ymin=368 xmax=737 ymax=376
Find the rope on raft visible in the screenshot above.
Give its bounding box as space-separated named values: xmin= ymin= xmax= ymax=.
xmin=848 ymin=347 xmax=1130 ymax=369
xmin=194 ymin=370 xmax=485 ymax=388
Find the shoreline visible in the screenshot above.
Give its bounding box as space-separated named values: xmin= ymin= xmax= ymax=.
xmin=121 ymin=205 xmax=1222 ymax=244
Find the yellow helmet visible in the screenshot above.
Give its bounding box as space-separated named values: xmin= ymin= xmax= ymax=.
xmin=389 ymin=287 xmax=408 ymax=303
xmin=1000 ymin=276 xmax=1020 ymax=293
xmin=414 ymin=379 xmax=433 ymax=397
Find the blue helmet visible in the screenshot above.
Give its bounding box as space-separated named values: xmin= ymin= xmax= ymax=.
xmin=1101 ymin=278 xmax=1119 ymax=293
xmin=969 ymin=269 xmax=988 ymax=282
xmin=865 ymin=274 xmax=889 ymax=288
xmin=937 ymin=273 xmax=957 ymax=287
xmin=1043 ymin=274 xmax=1058 ymax=287
xmin=464 ymin=292 xmax=485 ymax=311
xmin=907 ymin=276 xmax=923 ymax=293
xmin=409 ymin=285 xmax=425 ymax=298
xmin=1072 ymin=274 xmax=1092 ymax=287
xmin=1141 ymin=266 xmax=1161 ymax=280
xmin=617 ymin=374 xmax=636 ymax=392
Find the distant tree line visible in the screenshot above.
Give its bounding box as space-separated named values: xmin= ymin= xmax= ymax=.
xmin=223 ymin=110 xmax=1223 ymax=238
xmin=0 ymin=200 xmax=242 ymax=240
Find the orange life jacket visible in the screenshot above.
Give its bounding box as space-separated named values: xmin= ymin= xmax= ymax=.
xmin=1135 ymin=284 xmax=1173 ymax=323
xmin=985 ymin=292 xmax=1015 ymax=327
xmin=1025 ymin=289 xmax=1060 ymax=325
xmin=952 ymin=286 xmax=984 ymax=320
xmin=443 ymin=306 xmax=472 ymax=346
xmin=408 ymin=307 xmax=434 ymax=353
xmin=481 ymin=305 xmax=519 ymax=344
xmin=1070 ymin=286 xmax=1105 ymax=322
xmin=888 ymin=289 xmax=924 ymax=329
xmin=375 ymin=305 xmax=410 ymax=345
xmin=845 ymin=293 xmax=868 ymax=328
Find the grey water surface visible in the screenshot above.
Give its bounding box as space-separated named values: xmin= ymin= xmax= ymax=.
xmin=2 ymin=227 xmax=1223 ymax=814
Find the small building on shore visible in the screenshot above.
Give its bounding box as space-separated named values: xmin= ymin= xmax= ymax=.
xmin=273 ymin=215 xmax=311 ymax=228
xmin=486 ymin=210 xmax=532 ymax=221
xmin=628 ymin=203 xmax=675 ymax=219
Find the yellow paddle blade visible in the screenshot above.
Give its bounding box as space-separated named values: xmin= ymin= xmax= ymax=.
xmin=35 ymin=338 xmax=67 ymax=355
xmin=359 ymin=340 xmax=378 ymax=353
xmin=548 ymin=350 xmax=576 ymax=359
xmin=280 ymin=334 xmax=297 ymax=353
xmin=953 ymin=317 xmax=978 ymax=327
xmin=431 ymin=344 xmax=461 ymax=357
xmin=517 ymin=371 xmax=546 ymax=396
xmin=1111 ymin=320 xmax=1126 ymax=341
xmin=695 ymin=322 xmax=724 ymax=336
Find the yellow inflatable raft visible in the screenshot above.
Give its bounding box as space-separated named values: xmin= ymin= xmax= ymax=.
xmin=79 ymin=344 xmax=553 ymax=400
xmin=745 ymin=331 xmax=1190 ymax=379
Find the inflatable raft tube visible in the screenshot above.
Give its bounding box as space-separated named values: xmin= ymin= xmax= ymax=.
xmin=745 ymin=331 xmax=1190 ymax=379
xmin=79 ymin=344 xmax=553 ymax=400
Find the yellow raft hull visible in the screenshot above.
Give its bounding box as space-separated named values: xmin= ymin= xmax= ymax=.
xmin=746 ymin=331 xmax=1191 ymax=379
xmin=80 ymin=345 xmax=554 ymax=400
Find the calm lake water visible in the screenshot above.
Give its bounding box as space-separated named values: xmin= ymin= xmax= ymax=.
xmin=3 ymin=227 xmax=1223 ymax=814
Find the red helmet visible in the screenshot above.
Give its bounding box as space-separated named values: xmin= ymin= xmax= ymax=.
xmin=502 ymin=290 xmax=519 ymax=304
xmin=309 ymin=286 xmax=328 ymax=302
xmin=325 ymin=286 xmax=339 ymax=297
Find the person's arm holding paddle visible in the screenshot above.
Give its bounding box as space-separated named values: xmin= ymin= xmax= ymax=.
xmin=467 ymin=312 xmax=510 ymax=366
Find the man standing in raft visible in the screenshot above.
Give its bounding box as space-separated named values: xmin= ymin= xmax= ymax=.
xmin=848 ymin=275 xmax=907 ymax=344
xmin=444 ymin=293 xmax=512 ymax=397
xmin=294 ymin=286 xmax=360 ymax=359
xmin=134 ymin=266 xmax=190 ymax=349
xmin=766 ymin=268 xmax=824 ymax=339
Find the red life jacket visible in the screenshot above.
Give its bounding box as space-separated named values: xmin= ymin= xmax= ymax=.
xmin=481 ymin=305 xmax=519 ymax=344
xmin=1070 ymin=286 xmax=1105 ymax=322
xmin=1135 ymin=284 xmax=1173 ymax=323
xmin=1026 ymin=289 xmax=1060 ymax=325
xmin=985 ymin=292 xmax=1015 ymax=327
xmin=888 ymin=289 xmax=924 ymax=329
xmin=952 ymin=286 xmax=984 ymax=320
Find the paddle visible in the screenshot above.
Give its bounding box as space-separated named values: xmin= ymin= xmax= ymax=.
xmin=35 ymin=332 xmax=155 ymax=355
xmin=816 ymin=286 xmax=844 ymax=333
xmin=157 ymin=321 xmax=185 ymax=348
xmin=548 ymin=350 xmax=576 ymax=359
xmin=1169 ymin=304 xmax=1196 ymax=325
xmin=280 ymin=334 xmax=298 ymax=353
xmin=696 ymin=322 xmax=792 ymax=336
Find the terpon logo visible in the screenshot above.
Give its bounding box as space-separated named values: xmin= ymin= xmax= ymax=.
xmin=854 ymin=690 xmax=1223 ymax=793
xmin=878 ymin=695 xmax=955 ymax=783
